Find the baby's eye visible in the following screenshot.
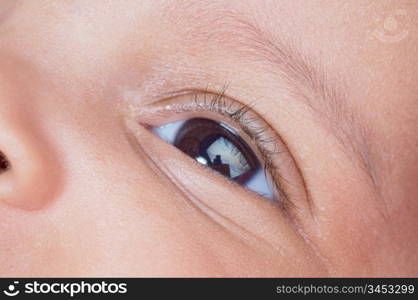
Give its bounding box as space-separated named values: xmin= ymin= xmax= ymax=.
xmin=153 ymin=118 xmax=274 ymax=199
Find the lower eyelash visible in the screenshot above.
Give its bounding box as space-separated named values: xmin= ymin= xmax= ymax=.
xmin=148 ymin=86 xmax=290 ymax=207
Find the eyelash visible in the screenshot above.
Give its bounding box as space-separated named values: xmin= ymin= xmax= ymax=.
xmin=147 ymin=86 xmax=290 ymax=206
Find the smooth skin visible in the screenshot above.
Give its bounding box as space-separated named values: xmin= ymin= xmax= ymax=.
xmin=0 ymin=0 xmax=417 ymax=276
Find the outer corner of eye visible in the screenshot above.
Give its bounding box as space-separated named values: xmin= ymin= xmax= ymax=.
xmin=151 ymin=117 xmax=276 ymax=201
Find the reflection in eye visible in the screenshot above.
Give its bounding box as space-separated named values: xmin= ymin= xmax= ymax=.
xmin=153 ymin=118 xmax=274 ymax=199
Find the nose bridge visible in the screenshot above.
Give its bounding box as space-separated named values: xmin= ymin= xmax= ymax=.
xmin=0 ymin=65 xmax=63 ymax=211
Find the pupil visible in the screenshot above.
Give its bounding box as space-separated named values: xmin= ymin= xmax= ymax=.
xmin=174 ymin=118 xmax=258 ymax=183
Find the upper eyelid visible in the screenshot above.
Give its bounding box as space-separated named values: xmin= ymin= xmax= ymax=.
xmin=141 ymin=89 xmax=277 ymax=159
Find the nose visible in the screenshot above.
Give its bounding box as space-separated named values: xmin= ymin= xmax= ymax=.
xmin=0 ymin=66 xmax=61 ymax=211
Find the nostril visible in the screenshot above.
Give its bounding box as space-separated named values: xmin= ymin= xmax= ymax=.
xmin=0 ymin=150 xmax=10 ymax=173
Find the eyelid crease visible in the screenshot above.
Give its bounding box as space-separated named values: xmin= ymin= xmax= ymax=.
xmin=133 ymin=87 xmax=296 ymax=210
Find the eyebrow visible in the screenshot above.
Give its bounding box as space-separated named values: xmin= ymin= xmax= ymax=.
xmin=163 ymin=2 xmax=382 ymax=201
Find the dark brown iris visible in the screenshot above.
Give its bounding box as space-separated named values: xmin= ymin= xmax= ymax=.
xmin=174 ymin=118 xmax=259 ymax=183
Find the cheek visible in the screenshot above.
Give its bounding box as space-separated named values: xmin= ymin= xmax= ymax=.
xmin=0 ymin=184 xmax=303 ymax=277
xmin=0 ymin=126 xmax=319 ymax=277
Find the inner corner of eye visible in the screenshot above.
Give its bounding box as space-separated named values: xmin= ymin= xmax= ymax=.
xmin=152 ymin=118 xmax=275 ymax=201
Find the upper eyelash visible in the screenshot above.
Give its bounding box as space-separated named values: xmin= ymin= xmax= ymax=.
xmin=153 ymin=85 xmax=291 ymax=207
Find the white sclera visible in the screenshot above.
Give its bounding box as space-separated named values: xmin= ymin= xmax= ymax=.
xmin=152 ymin=120 xmax=186 ymax=144
xmin=153 ymin=120 xmax=274 ymax=200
